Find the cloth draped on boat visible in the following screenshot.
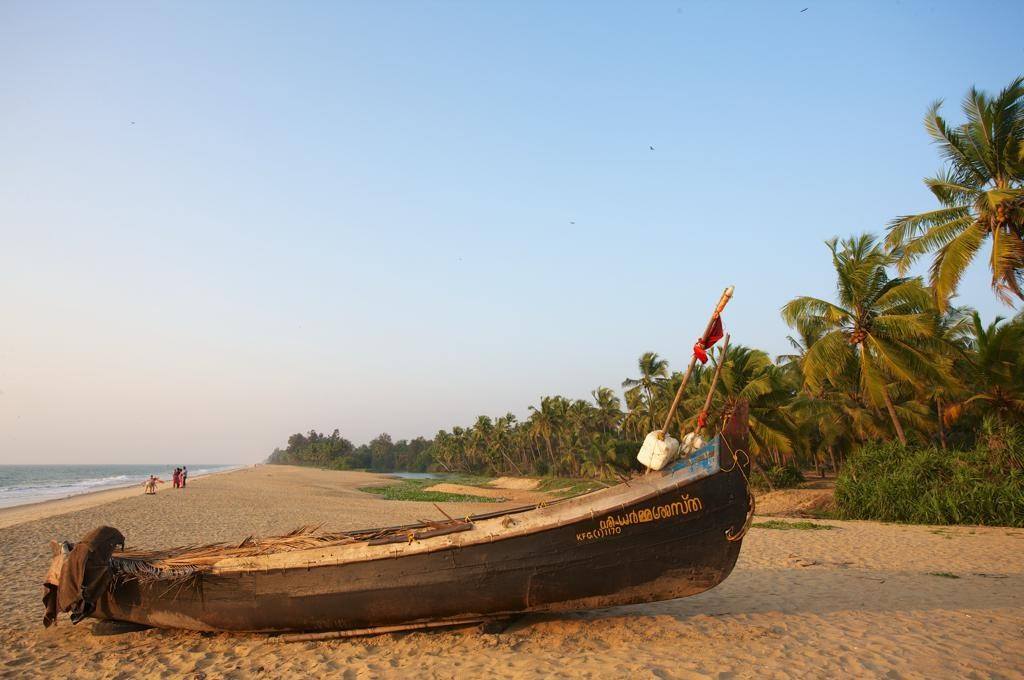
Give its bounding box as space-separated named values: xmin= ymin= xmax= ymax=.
xmin=43 ymin=525 xmax=125 ymax=627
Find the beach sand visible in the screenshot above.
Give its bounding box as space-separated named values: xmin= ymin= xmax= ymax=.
xmin=1 ymin=466 xmax=1021 ymax=679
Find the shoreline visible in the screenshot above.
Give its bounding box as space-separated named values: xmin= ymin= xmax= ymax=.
xmin=0 ymin=465 xmax=251 ymax=530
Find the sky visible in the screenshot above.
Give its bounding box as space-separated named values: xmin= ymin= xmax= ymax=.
xmin=1 ymin=1 xmax=1022 ymax=464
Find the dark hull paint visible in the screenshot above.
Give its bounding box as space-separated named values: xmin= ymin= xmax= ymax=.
xmin=94 ymin=422 xmax=751 ymax=632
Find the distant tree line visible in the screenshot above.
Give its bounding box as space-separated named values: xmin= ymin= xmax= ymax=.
xmin=267 ymin=430 xmax=433 ymax=472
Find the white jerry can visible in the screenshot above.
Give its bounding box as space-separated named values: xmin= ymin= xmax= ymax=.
xmin=680 ymin=432 xmax=706 ymax=456
xmin=637 ymin=430 xmax=680 ymax=470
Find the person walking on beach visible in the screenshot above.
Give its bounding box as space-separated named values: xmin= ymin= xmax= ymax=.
xmin=143 ymin=475 xmax=164 ymax=495
xmin=181 ymin=466 xmax=188 ymax=488
xmin=172 ymin=468 xmax=180 ymax=489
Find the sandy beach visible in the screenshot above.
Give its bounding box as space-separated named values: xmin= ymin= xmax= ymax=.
xmin=1 ymin=466 xmax=1021 ymax=679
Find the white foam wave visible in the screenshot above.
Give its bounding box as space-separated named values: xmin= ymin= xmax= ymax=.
xmin=0 ymin=466 xmax=241 ymax=509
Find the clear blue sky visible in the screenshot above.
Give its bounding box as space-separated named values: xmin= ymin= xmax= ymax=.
xmin=2 ymin=1 xmax=1021 ymax=463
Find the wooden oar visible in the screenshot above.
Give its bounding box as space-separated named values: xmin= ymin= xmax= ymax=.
xmin=278 ymin=617 xmax=487 ymax=642
xmin=657 ymin=286 xmax=734 ymax=441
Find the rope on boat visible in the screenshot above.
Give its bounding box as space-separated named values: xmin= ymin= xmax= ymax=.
xmin=721 ymin=436 xmax=755 ymax=542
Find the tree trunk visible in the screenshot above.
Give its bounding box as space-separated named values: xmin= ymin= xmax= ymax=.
xmin=882 ymin=389 xmax=908 ymax=446
xmin=827 ymin=445 xmax=836 ymax=475
xmin=936 ymin=396 xmax=947 ymax=451
xmin=645 ymin=386 xmax=656 ymax=433
xmin=750 ymin=457 xmax=775 ymax=492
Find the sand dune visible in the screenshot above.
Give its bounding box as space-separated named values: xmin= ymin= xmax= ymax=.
xmin=1 ymin=466 xmax=1021 ymax=679
xmin=422 ymin=482 xmax=549 ymax=503
xmin=488 ymin=477 xmax=541 ymax=491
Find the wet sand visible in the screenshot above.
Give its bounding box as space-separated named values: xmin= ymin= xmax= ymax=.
xmin=1 ymin=465 xmax=1021 ymax=679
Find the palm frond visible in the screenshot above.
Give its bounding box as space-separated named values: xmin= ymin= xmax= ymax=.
xmin=886 ymin=206 xmax=971 ymax=258
xmin=928 ymin=221 xmax=988 ymax=310
xmin=781 ymin=296 xmax=850 ymax=328
xmin=801 ymin=329 xmax=856 ymax=391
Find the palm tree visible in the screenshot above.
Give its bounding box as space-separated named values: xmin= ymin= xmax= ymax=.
xmin=945 ymin=311 xmax=1024 ymax=425
xmin=622 ymin=352 xmax=669 ymax=433
xmin=776 ymin=317 xmax=826 ymax=374
xmin=492 ymin=413 xmax=522 ymax=475
xmin=687 ymin=345 xmax=795 ymax=463
xmin=620 ymin=388 xmax=651 ymax=440
xmin=924 ymin=306 xmax=975 ymax=448
xmin=886 ymin=76 xmax=1024 ymax=310
xmin=469 ymin=415 xmax=495 ymax=472
xmin=591 ymin=387 xmax=623 ymax=434
xmin=528 ymin=396 xmax=568 ymax=470
xmin=782 ymin=234 xmax=949 ymax=445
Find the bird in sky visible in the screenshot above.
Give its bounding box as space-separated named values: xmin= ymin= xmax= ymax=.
xmin=800 ymin=7 xmax=808 ymax=12
xmin=649 ymin=145 xmax=655 ymax=151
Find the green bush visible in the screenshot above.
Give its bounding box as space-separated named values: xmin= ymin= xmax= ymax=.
xmin=834 ymin=441 xmax=1024 ymax=527
xmin=751 ymin=464 xmax=805 ymax=490
xmin=613 ymin=441 xmax=645 ymax=471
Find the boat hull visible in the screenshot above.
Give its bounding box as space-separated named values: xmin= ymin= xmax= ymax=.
xmin=94 ymin=469 xmax=748 ymax=632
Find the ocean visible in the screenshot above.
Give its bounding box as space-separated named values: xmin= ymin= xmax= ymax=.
xmin=0 ymin=464 xmax=242 ymax=509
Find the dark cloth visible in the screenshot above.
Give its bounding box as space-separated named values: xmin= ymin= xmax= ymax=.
xmin=42 ymin=583 xmax=58 ymax=628
xmin=44 ymin=526 xmax=125 ymax=627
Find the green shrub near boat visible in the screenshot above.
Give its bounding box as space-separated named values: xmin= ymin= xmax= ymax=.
xmin=751 ymin=464 xmax=805 ymax=491
xmin=834 ymin=441 xmax=1024 ymax=527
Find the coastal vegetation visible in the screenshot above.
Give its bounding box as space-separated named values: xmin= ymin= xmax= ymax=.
xmin=268 ymin=77 xmax=1024 ymax=526
xmin=835 ymin=434 xmax=1024 ymax=527
xmin=751 ymin=521 xmax=834 ymax=531
xmin=358 ymin=478 xmax=501 ymax=503
xmin=750 ymin=464 xmax=805 ymax=491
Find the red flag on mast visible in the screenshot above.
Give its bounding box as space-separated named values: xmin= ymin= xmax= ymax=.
xmin=693 ymin=316 xmax=724 ymax=364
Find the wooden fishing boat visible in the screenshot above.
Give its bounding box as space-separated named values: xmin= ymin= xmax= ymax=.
xmin=44 ymin=406 xmax=752 ymax=634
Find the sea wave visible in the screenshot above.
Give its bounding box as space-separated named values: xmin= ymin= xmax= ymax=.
xmin=1 ymin=474 xmax=133 ymax=493
xmin=0 ymin=466 xmax=241 ymax=509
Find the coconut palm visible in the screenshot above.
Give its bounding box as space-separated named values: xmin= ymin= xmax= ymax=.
xmin=620 ymin=388 xmax=652 ymax=440
xmin=591 ymin=387 xmax=623 ymax=434
xmin=493 ymin=413 xmax=522 ymax=474
xmin=622 ymin=352 xmax=669 ymax=433
xmin=886 ymin=76 xmax=1024 ymax=310
xmin=776 ymin=317 xmax=826 ymax=374
xmin=686 ymin=345 xmax=796 ymax=463
xmin=945 ymin=311 xmax=1024 ymax=425
xmin=528 ymin=396 xmax=568 ymax=469
xmin=782 ymin=234 xmax=949 ymax=445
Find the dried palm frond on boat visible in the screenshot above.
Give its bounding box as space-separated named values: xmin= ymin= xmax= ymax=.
xmin=109 ymin=520 xmax=481 ymax=582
